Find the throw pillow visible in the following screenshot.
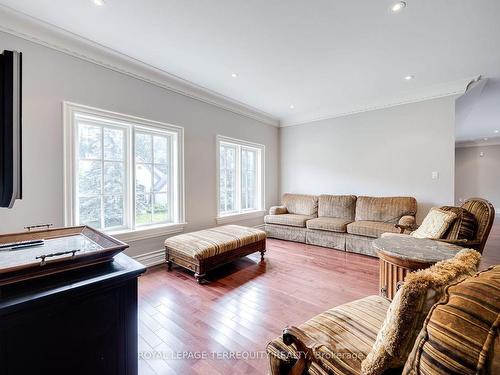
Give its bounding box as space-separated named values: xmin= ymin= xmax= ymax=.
xmin=402 ymin=265 xmax=499 ymax=375
xmin=361 ymin=249 xmax=481 ymax=375
xmin=440 ymin=206 xmax=477 ymax=241
xmin=410 ymin=208 xmax=457 ymax=239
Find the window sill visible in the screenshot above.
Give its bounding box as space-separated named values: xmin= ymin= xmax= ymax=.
xmin=109 ymin=223 xmax=187 ymax=243
xmin=216 ymin=210 xmax=266 ymax=225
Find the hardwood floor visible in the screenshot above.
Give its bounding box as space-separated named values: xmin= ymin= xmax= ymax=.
xmin=481 ymin=220 xmax=500 ymax=268
xmin=137 ymin=221 xmax=500 ymax=375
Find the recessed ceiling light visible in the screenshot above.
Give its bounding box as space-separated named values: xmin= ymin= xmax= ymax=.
xmin=289 ymin=105 xmax=295 ymax=109
xmin=495 ymin=130 xmax=499 ymax=133
xmin=404 ymin=75 xmax=415 ymax=81
xmin=93 ymin=0 xmax=105 ymax=6
xmin=391 ymin=1 xmax=407 ymax=12
xmin=483 ymin=137 xmax=489 ymax=141
xmin=231 ymin=73 xmax=238 ymax=78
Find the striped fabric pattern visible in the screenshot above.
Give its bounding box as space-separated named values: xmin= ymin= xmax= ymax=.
xmin=345 ymin=235 xmax=379 ymax=256
xmin=164 ymin=225 xmax=266 ymax=260
xmin=346 ymin=220 xmax=400 ymax=238
xmin=403 ymin=266 xmax=500 ymax=375
xmin=266 ymin=295 xmax=390 ymax=375
xmin=440 ymin=206 xmax=477 ymax=240
xmin=306 ymin=217 xmax=352 ymax=233
xmin=318 ymin=195 xmax=357 ymax=219
xmin=264 ymin=214 xmax=317 ymax=228
xmin=355 ymin=196 xmax=417 ymax=224
xmin=264 ymin=223 xmax=307 ymax=242
xmin=362 ymin=249 xmax=481 ymax=375
xmin=462 ymin=199 xmax=493 ymax=243
xmin=282 ymin=193 xmax=319 ymax=216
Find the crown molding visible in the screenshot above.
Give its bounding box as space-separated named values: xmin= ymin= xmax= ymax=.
xmin=0 ymin=5 xmax=280 ymax=127
xmin=456 ymin=136 xmax=500 ymax=148
xmin=280 ymin=78 xmax=474 ymax=127
xmin=0 ymin=5 xmax=482 ymax=130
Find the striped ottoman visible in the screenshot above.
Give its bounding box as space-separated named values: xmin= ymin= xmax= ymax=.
xmin=164 ymin=225 xmax=266 ymax=283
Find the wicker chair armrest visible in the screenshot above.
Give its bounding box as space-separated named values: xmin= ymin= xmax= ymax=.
xmin=283 ymin=326 xmax=315 ymax=349
xmin=270 ymin=205 xmax=288 ymax=215
xmin=282 ymin=326 xmax=316 ymax=375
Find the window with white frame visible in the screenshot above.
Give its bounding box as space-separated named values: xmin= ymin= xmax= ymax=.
xmin=217 ymin=136 xmax=264 ymax=218
xmin=64 ymin=103 xmax=184 ymax=236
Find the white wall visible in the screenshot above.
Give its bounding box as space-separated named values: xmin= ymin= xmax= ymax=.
xmin=280 ymin=97 xmax=456 ymax=222
xmin=455 ymin=144 xmax=500 ymax=210
xmin=0 ymin=31 xmax=279 ymax=257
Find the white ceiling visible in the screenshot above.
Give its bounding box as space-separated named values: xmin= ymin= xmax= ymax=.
xmin=1 ymin=0 xmax=500 ymax=126
xmin=456 ymin=78 xmax=500 ymax=145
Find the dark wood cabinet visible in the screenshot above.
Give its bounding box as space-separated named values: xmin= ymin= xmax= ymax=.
xmin=0 ymin=253 xmax=145 ymax=375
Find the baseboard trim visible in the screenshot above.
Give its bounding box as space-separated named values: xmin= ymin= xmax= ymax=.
xmin=133 ymin=249 xmax=165 ymax=268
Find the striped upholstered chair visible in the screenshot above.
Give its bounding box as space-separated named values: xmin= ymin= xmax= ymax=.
xmin=266 ymin=250 xmax=486 ymax=375
xmin=396 ymin=198 xmax=495 ymax=254
xmin=438 ymin=197 xmax=495 ymax=254
xmin=403 ymin=265 xmax=500 ymax=374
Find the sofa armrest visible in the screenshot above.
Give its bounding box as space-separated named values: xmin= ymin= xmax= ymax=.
xmin=270 ymin=205 xmax=288 ymax=215
xmin=395 ymin=215 xmax=418 ymax=233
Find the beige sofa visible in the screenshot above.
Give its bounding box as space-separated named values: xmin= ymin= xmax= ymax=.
xmin=264 ymin=193 xmax=417 ymax=257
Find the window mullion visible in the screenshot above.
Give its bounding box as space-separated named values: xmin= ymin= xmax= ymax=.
xmin=151 ymin=135 xmax=155 ymax=222
xmin=130 ymin=127 xmax=136 ymax=230
xmin=169 ymin=135 xmax=174 ymax=223
xmin=258 ymin=150 xmax=262 ymax=210
xmin=236 ymin=145 xmax=241 ymax=212
xmin=100 ymin=125 xmax=105 ymax=229
xmin=74 ymin=121 xmax=79 ymax=225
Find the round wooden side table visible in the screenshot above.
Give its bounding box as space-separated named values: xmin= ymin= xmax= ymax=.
xmin=372 ymin=235 xmax=463 ymax=299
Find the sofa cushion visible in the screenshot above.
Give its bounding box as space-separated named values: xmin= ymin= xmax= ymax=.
xmin=264 ymin=214 xmax=316 ymax=228
xmin=440 ymin=206 xmax=477 ymax=241
xmin=282 ymin=193 xmax=318 ymax=216
xmin=402 ymin=265 xmax=499 ymax=375
xmin=355 ymin=196 xmax=417 ymax=224
xmin=318 ymin=195 xmax=357 ymax=220
xmin=347 ymin=221 xmax=399 ymax=238
xmin=306 ymin=217 xmax=352 ymax=233
xmin=410 ymin=208 xmax=457 ymax=239
xmin=265 ymin=223 xmax=307 ymax=242
xmin=362 ymin=249 xmax=481 ymax=375
xmin=267 ymin=295 xmax=390 ymax=375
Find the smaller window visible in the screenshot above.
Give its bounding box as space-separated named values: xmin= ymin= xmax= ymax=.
xmin=217 ymin=136 xmax=265 ymax=218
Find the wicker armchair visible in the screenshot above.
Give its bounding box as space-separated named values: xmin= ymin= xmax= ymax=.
xmin=396 ymin=198 xmax=495 ymax=254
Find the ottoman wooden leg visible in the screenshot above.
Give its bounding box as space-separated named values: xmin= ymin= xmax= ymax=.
xmin=260 ymin=249 xmax=266 ymax=261
xmin=165 ymin=248 xmax=172 ymax=271
xmin=194 ymin=273 xmax=206 ymax=284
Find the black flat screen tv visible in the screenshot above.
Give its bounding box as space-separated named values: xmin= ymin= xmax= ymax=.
xmin=0 ymin=50 xmax=22 ymax=208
